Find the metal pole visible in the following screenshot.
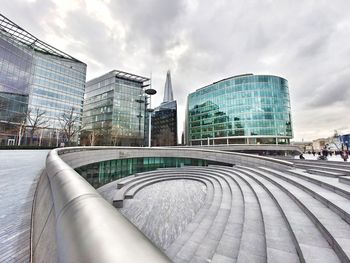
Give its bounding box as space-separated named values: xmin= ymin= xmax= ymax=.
xmin=148 ymin=95 xmax=152 ymax=147
xmin=18 ymin=123 xmax=22 ymax=146
xmin=148 ymin=111 xmax=152 ymax=147
xmin=56 ymin=129 xmax=59 ymax=147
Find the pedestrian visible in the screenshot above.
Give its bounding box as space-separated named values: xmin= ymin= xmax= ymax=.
xmin=341 ymin=150 xmax=349 ymax=162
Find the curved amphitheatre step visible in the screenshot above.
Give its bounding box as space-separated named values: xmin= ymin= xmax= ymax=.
xmin=212 ymin=166 xmax=300 ymax=263
xmin=232 ymin=166 xmax=342 ymax=263
xmin=340 ymin=177 xmax=350 ymax=187
xmin=284 ymin=168 xmax=350 ymax=200
xmin=165 ymin=166 xmax=266 ymax=263
xmin=294 ymin=164 xmax=350 ymax=176
xmin=239 ymin=166 xmax=350 ymax=263
xmin=171 ymin=171 xmax=225 ymax=262
xmin=293 ymin=159 xmax=350 ymax=167
xmin=114 ymin=167 xmax=234 ymax=262
xmin=165 ymin=168 xmax=245 ymax=263
xmin=172 ymin=169 xmax=241 ymax=263
xmin=307 ymin=169 xmax=345 ymax=178
xmin=117 ymin=168 xmax=216 ymax=189
xmin=113 ymin=170 xmax=218 ymax=208
xmin=149 ymin=167 xmax=245 ymax=263
xmin=204 ymin=169 xmax=244 ymax=263
xmin=206 ymin=167 xmax=267 ymax=263
xmin=124 ymin=176 xmax=209 ymax=199
xmin=187 ymin=168 xmax=245 ymax=263
xmin=187 ymin=170 xmax=234 ymax=263
xmin=259 ymin=167 xmax=350 ymax=224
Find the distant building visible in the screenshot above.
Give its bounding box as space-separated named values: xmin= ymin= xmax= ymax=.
xmin=291 ymin=141 xmax=313 ymax=152
xmin=312 ymin=135 xmax=348 ymax=152
xmin=150 ymin=71 xmax=177 ymax=146
xmin=82 ymin=70 xmax=149 ymax=146
xmin=0 ymin=14 xmax=86 ymax=146
xmin=340 ymin=134 xmax=350 ymax=150
xmin=186 ymin=74 xmax=293 ymax=145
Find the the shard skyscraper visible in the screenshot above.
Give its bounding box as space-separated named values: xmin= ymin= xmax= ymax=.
xmin=151 ymin=70 xmax=178 ymax=146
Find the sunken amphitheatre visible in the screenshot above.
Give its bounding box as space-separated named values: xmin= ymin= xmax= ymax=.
xmin=25 ymin=146 xmax=350 ymax=263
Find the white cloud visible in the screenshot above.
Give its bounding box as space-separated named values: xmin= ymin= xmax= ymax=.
xmin=1 ymin=0 xmax=350 ymax=141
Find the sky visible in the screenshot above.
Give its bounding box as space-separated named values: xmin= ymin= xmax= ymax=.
xmin=2 ymin=0 xmax=350 ymax=142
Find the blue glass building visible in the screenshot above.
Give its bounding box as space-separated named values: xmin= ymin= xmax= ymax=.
xmin=186 ymin=74 xmax=293 ymax=145
xmin=0 ymin=14 xmax=86 ymax=146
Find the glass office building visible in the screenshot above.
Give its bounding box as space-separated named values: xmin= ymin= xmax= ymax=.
xmin=151 ymin=70 xmax=177 ymax=146
xmin=186 ymin=74 xmax=293 ymax=145
xmin=0 ymin=14 xmax=86 ymax=146
xmin=82 ymin=70 xmax=149 ymax=146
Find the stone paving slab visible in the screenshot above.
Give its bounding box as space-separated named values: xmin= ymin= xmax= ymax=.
xmin=0 ymin=150 xmax=49 ymax=263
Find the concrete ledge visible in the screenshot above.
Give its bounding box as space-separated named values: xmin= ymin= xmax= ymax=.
xmin=307 ymin=169 xmax=344 ymax=178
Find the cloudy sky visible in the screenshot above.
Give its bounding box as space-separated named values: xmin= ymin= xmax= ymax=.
xmin=2 ymin=0 xmax=350 ymax=141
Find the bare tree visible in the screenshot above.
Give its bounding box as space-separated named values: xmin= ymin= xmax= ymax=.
xmin=59 ymin=107 xmax=83 ymax=146
xmin=26 ymin=108 xmax=48 ymax=145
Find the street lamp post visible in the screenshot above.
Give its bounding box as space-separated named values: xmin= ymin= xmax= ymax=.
xmin=145 ymin=88 xmax=156 ymax=147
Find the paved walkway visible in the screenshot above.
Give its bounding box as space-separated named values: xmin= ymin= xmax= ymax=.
xmin=0 ymin=150 xmax=49 ymax=263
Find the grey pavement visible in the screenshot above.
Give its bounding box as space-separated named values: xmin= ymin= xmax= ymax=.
xmin=0 ymin=150 xmax=49 ymax=263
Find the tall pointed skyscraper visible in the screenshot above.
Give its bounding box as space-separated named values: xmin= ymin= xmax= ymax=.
xmin=150 ymin=70 xmax=178 ymax=146
xmin=163 ymin=70 xmax=174 ymax=103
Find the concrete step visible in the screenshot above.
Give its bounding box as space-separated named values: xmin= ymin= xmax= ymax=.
xmin=259 ymin=167 xmax=350 ymax=224
xmin=339 ymin=176 xmax=350 ymax=187
xmin=295 ymin=164 xmax=350 ymax=176
xmin=124 ymin=176 xmax=209 ymax=199
xmin=248 ymin=167 xmax=350 ymax=263
xmin=293 ymin=159 xmax=350 ymax=168
xmin=173 ymin=171 xmax=226 ymax=262
xmin=213 ymin=166 xmax=300 ymax=263
xmin=117 ymin=168 xmax=218 ymax=189
xmin=114 ymin=170 xmax=215 ymax=208
xmin=208 ymin=173 xmax=244 ymax=263
xmin=235 ymin=166 xmax=341 ymax=263
xmin=214 ymin=169 xmax=267 ymax=263
xmin=166 ymin=174 xmax=216 ymax=259
xmin=285 ymin=168 xmax=350 ymax=200
xmin=307 ymin=169 xmax=344 ymax=178
xmin=190 ymin=172 xmax=234 ymax=262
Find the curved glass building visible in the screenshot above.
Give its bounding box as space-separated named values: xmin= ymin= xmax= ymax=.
xmin=185 ymin=74 xmax=293 ymax=145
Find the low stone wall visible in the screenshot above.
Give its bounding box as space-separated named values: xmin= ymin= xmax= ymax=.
xmin=31 ymin=147 xmax=293 ymax=263
xmin=59 ymin=147 xmax=294 ymax=171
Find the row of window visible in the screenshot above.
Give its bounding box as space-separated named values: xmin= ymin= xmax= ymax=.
xmin=35 ymin=56 xmax=86 ymax=80
xmin=190 ymin=128 xmax=292 ymax=139
xmin=193 ymin=75 xmax=288 ymax=96
xmin=32 ymin=87 xmax=83 ymax=106
xmin=34 ymin=66 xmax=84 ymax=89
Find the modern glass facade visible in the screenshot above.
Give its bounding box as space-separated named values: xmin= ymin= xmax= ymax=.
xmin=151 ymin=101 xmax=178 ymax=146
xmin=150 ymin=71 xmax=177 ymax=146
xmin=75 ymin=157 xmax=230 ymax=188
xmin=0 ymin=14 xmax=86 ymax=146
xmin=82 ymin=70 xmax=149 ymax=146
xmin=186 ymin=74 xmax=293 ymax=145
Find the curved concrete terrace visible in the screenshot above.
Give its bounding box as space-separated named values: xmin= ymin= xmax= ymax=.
xmin=104 ymin=163 xmax=350 ymax=262
xmin=31 ymin=146 xmax=294 ymax=263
